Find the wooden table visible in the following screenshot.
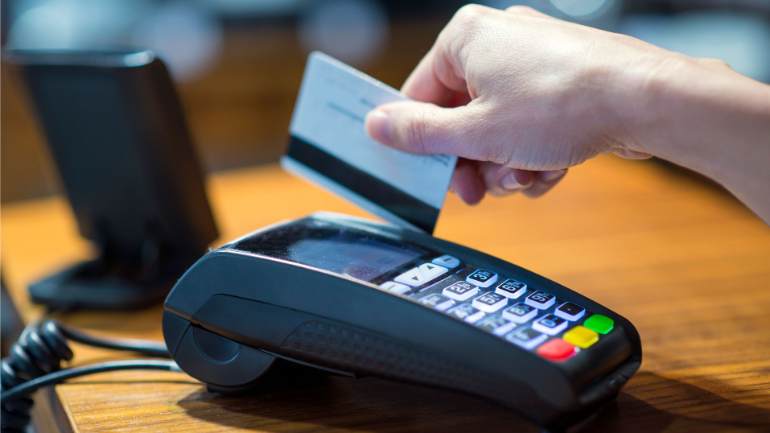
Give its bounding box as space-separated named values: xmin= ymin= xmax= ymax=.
xmin=2 ymin=156 xmax=769 ymax=433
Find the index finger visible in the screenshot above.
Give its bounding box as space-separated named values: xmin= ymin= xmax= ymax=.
xmin=401 ymin=46 xmax=469 ymax=107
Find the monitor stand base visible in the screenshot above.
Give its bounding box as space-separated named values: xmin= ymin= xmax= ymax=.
xmin=28 ymin=255 xmax=196 ymax=311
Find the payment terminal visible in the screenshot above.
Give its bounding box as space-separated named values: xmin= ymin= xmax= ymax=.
xmin=162 ymin=212 xmax=641 ymax=430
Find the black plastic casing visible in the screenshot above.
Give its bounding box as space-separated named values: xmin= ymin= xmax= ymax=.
xmin=6 ymin=49 xmax=218 ymax=309
xmin=8 ymin=49 xmax=218 ymax=261
xmin=163 ymin=213 xmax=641 ymax=430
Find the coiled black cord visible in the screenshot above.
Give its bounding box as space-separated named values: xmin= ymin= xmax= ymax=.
xmin=0 ymin=320 xmax=178 ymax=433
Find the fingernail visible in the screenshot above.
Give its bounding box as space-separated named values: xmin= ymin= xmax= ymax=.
xmin=514 ymin=170 xmax=534 ymax=186
xmin=502 ymin=171 xmax=532 ymax=190
xmin=541 ymin=169 xmax=567 ymax=182
xmin=365 ymin=110 xmax=393 ymax=144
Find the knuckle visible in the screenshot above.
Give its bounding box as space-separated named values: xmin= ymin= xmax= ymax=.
xmin=486 ymin=141 xmax=511 ymax=166
xmin=701 ymin=57 xmax=732 ymax=70
xmin=453 ymin=4 xmax=487 ymax=27
xmin=505 ymin=5 xmax=536 ymax=15
xmin=443 ymin=3 xmax=494 ymax=64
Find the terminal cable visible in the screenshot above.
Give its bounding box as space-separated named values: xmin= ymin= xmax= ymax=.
xmin=0 ymin=320 xmax=176 ymax=433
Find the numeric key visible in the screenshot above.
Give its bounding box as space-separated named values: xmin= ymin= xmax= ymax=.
xmin=525 ymin=291 xmax=556 ymax=310
xmin=442 ymin=281 xmax=479 ymax=301
xmin=532 ymin=314 xmax=568 ymax=335
xmin=506 ymin=327 xmax=547 ymax=350
xmin=466 ymin=269 xmax=498 ymax=288
xmin=502 ymin=302 xmax=538 ymax=323
xmin=448 ymin=303 xmax=485 ymax=324
xmin=472 ymin=292 xmax=508 ymax=312
xmin=495 ymin=278 xmax=527 ymax=299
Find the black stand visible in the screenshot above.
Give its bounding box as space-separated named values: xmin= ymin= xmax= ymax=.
xmin=11 ymin=49 xmax=218 ymax=312
xmin=29 ymin=238 xmax=203 ymax=311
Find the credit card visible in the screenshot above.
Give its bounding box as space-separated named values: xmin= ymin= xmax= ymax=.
xmin=283 ymin=52 xmax=457 ymax=233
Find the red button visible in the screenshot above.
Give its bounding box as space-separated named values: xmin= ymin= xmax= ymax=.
xmin=536 ymin=339 xmax=575 ymax=361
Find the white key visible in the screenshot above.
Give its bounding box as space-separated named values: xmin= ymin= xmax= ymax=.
xmin=418 ymin=262 xmax=448 ymax=279
xmin=419 ymin=293 xmax=456 ymax=311
xmin=495 ymin=279 xmax=527 ymax=299
xmin=507 ymin=328 xmax=547 ymax=350
xmin=502 ymin=303 xmax=538 ymax=323
xmin=466 ymin=269 xmax=498 ymax=288
xmin=379 ymin=281 xmax=411 ymax=295
xmin=394 ymin=263 xmax=448 ymax=287
xmin=472 ymin=292 xmax=508 ymax=313
xmin=532 ymin=314 xmax=569 ymax=336
xmin=525 ymin=291 xmax=556 ymax=310
xmin=465 ymin=310 xmax=486 ymax=324
xmin=448 ymin=303 xmax=482 ymax=322
xmin=492 ymin=321 xmax=518 ymax=336
xmin=442 ymin=281 xmax=479 ymax=301
xmin=477 ymin=315 xmax=516 ymax=335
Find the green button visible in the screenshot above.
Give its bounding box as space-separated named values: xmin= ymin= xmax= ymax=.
xmin=584 ymin=314 xmax=614 ymax=334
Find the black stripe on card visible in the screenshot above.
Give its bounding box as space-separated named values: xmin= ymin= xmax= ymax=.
xmin=287 ymin=134 xmax=439 ymax=233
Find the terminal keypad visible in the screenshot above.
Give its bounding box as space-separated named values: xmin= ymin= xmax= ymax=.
xmin=380 ymin=254 xmax=616 ymax=363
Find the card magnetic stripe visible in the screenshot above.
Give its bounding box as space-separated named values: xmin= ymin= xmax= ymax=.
xmin=286 ymin=135 xmax=438 ymax=233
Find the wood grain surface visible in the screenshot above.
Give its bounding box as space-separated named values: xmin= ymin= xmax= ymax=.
xmin=2 ymin=156 xmax=769 ymax=433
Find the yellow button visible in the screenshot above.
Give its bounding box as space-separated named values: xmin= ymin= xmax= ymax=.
xmin=563 ymin=326 xmax=599 ymax=349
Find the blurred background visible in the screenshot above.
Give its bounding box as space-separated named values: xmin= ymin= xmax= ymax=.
xmin=2 ymin=0 xmax=769 ymax=203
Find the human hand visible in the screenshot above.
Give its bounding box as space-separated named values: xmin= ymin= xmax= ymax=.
xmin=365 ymin=4 xmax=664 ymax=204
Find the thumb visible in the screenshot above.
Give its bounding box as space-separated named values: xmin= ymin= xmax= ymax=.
xmin=365 ymin=100 xmax=473 ymax=156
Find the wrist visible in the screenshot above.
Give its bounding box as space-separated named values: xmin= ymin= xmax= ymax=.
xmin=608 ymin=52 xmax=736 ymax=175
xmin=631 ymin=55 xmax=769 ymax=174
xmin=580 ymin=35 xmax=770 ymax=223
xmin=611 ymin=50 xmax=770 ymax=217
xmin=604 ymin=50 xmax=692 ymax=156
